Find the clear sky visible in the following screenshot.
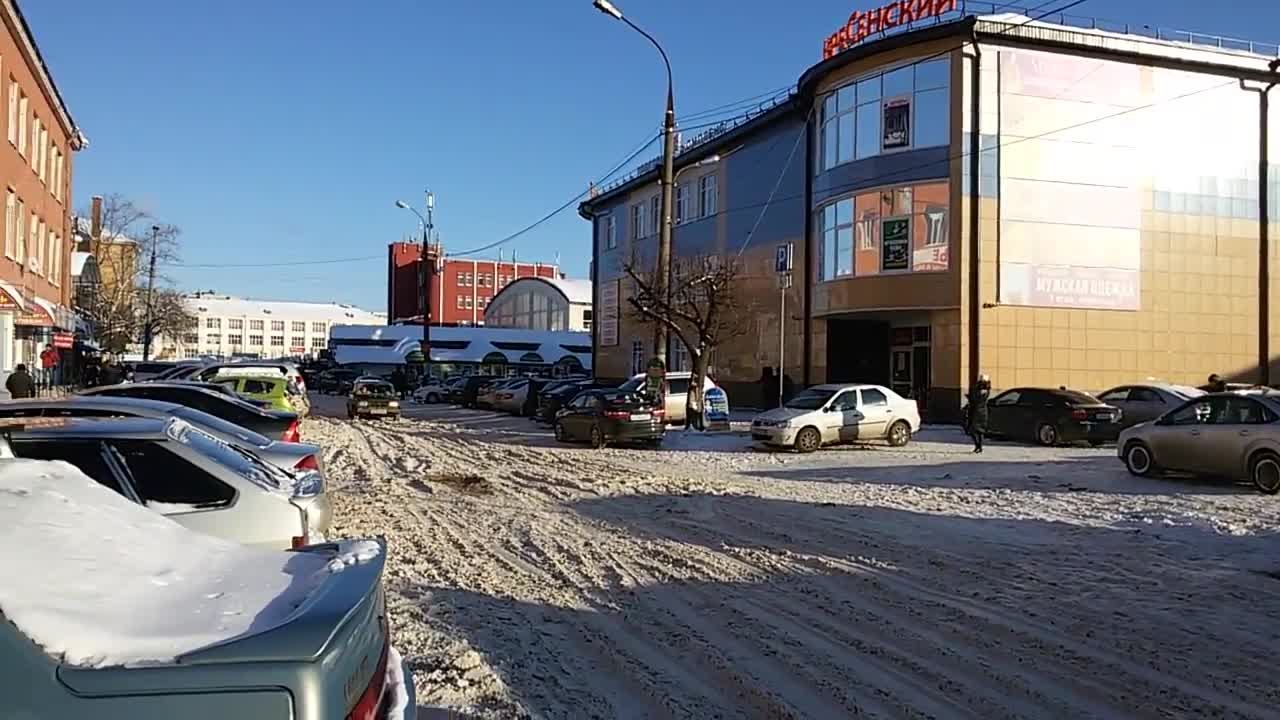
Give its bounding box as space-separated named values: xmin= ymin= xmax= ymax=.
xmin=23 ymin=0 xmax=1280 ymax=311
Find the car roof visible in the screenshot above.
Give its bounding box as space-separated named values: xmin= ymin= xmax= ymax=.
xmin=1 ymin=396 xmax=182 ymax=414
xmin=807 ymin=383 xmax=887 ymax=392
xmin=3 ymin=416 xmax=169 ymax=440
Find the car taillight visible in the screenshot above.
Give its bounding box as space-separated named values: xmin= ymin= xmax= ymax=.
xmin=653 ymin=408 xmax=666 ymax=418
xmin=1071 ymin=409 xmax=1088 ymax=421
xmin=294 ymin=454 xmax=320 ymax=472
xmin=603 ymin=410 xmax=629 ymax=420
xmin=282 ymin=419 xmax=301 ymax=443
xmin=346 ymin=635 xmax=391 ymax=720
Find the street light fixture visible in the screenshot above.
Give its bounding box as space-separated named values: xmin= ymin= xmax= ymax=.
xmin=674 ymin=154 xmax=721 ymax=183
xmin=395 ymin=191 xmax=436 ymax=379
xmin=592 ymin=0 xmax=676 ymax=367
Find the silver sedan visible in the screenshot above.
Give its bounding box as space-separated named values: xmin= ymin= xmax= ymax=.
xmin=1117 ymin=391 xmax=1280 ymax=494
xmin=1095 ymin=383 xmax=1204 ymax=428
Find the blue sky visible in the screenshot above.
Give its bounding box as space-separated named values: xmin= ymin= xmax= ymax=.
xmin=23 ymin=0 xmax=1280 ymax=311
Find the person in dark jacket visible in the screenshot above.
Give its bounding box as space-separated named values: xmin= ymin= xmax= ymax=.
xmin=98 ymin=358 xmax=125 ymax=386
xmin=390 ymin=367 xmax=409 ymax=399
xmin=1204 ymin=373 xmax=1228 ymax=393
xmin=965 ymin=373 xmax=991 ymax=454
xmin=6 ymin=364 xmax=36 ymax=399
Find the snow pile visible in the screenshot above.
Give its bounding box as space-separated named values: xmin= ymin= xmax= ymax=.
xmin=327 ymin=539 xmax=382 ymax=573
xmin=0 ymin=459 xmax=333 ymax=668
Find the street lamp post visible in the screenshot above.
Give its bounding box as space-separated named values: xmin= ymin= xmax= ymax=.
xmin=594 ymin=0 xmax=676 ymax=366
xmin=141 ymin=224 xmax=160 ymax=362
xmin=395 ymin=191 xmax=435 ymax=379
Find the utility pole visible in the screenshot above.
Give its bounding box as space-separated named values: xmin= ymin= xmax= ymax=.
xmin=141 ymin=225 xmax=159 ymax=361
xmin=656 ymin=87 xmax=675 ymax=367
xmin=775 ymin=242 xmax=793 ymax=408
xmin=422 ymin=191 xmax=435 ymax=379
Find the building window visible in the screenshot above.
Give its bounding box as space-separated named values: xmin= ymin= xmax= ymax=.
xmin=248 ymin=334 xmax=263 ymax=346
xmin=52 ymin=148 xmax=62 ymax=201
xmin=464 ymin=296 xmax=473 ymax=309
xmin=671 ymin=340 xmax=690 ymax=373
xmin=291 ymin=321 xmax=306 ymax=332
xmin=37 ymin=125 xmax=47 ymax=181
xmin=459 ymin=272 xmax=471 ymax=287
xmin=270 ymin=335 xmax=284 ymax=347
xmin=311 ymin=336 xmax=326 ymax=349
xmin=631 ymin=201 xmax=652 ymax=240
xmin=206 ymin=335 xmax=222 ymax=345
xmin=27 ymin=211 xmax=35 ymax=270
xmin=605 ymin=214 xmax=617 ymax=249
xmin=206 ymin=317 xmax=221 ymax=329
xmin=183 ymin=333 xmax=198 ymax=344
xmin=819 ymin=57 xmax=949 ymax=172
xmin=33 ymin=218 xmax=42 ymax=275
xmin=270 ymin=320 xmax=284 ymax=332
xmin=698 ymin=175 xmax=717 ymax=217
xmin=4 ymin=189 xmax=13 ymax=259
xmin=311 ymin=321 xmax=325 ymax=333
xmin=13 ymin=198 xmax=22 ymax=263
xmin=16 ymin=92 xmax=26 ymax=157
xmin=28 ymin=116 xmax=38 ymax=171
xmin=675 ymin=184 xmax=689 ymax=224
xmin=227 ymin=334 xmax=242 ymax=345
xmin=583 ymin=308 xmax=593 ymax=333
xmin=249 ymin=319 xmax=263 ymax=331
xmin=228 ymin=318 xmax=243 ymax=330
xmin=630 ymin=339 xmax=645 ymax=376
xmin=649 ymin=195 xmax=660 ymax=234
xmin=818 ymin=180 xmax=949 ymax=280
xmin=456 ymin=295 xmax=464 ymax=309
xmin=291 ymin=336 xmax=305 ymax=348
xmin=5 ymin=78 xmax=15 ymax=147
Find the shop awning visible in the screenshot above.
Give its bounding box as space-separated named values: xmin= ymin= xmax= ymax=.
xmin=16 ymin=296 xmax=55 ymax=327
xmin=0 ymin=281 xmax=24 ymax=312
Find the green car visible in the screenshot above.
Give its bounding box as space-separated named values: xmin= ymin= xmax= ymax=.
xmin=0 ymin=456 xmax=416 ymax=719
xmin=214 ymin=374 xmax=297 ymax=414
xmin=348 ymin=379 xmax=401 ymax=420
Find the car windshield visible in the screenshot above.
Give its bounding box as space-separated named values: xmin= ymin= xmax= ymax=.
xmin=355 ymin=382 xmax=395 ymax=396
xmin=1057 ymin=390 xmax=1102 ymax=405
xmin=786 ymin=388 xmax=836 ymax=410
xmin=171 ymin=407 xmax=271 ymax=448
xmin=164 ymin=419 xmax=287 ymax=492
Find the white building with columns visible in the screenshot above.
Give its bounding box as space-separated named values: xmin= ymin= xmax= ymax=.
xmin=157 ymin=294 xmax=383 ymax=360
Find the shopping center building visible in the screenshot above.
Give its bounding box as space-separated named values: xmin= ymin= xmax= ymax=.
xmin=580 ymin=2 xmax=1280 ymax=419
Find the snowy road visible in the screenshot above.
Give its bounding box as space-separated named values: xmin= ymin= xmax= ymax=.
xmin=305 ymin=393 xmax=1280 ymax=719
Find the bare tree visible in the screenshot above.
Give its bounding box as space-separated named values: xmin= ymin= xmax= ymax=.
xmin=76 ymin=194 xmax=194 ymax=353
xmin=623 ymin=253 xmax=755 ymax=429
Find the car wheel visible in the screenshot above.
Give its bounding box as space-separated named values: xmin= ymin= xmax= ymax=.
xmin=1036 ymin=423 xmax=1059 ymax=447
xmin=1250 ymin=451 xmax=1280 ymax=494
xmin=1124 ymin=441 xmax=1159 ymax=477
xmin=794 ymin=426 xmax=821 ymax=453
xmin=427 ymin=393 xmax=439 ymax=403
xmin=590 ymin=424 xmax=606 ymax=449
xmin=887 ymin=420 xmax=911 ymax=447
xmin=554 ymin=422 xmax=568 ymax=443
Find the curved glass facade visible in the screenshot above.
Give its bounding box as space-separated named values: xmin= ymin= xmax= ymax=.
xmin=485 ymin=281 xmax=572 ymax=331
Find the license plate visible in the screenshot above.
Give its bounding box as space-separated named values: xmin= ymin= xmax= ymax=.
xmin=371 ymin=409 xmax=386 ymax=415
xmin=630 ymin=413 xmax=650 ymax=421
xmin=1096 ymin=413 xmax=1113 ymax=422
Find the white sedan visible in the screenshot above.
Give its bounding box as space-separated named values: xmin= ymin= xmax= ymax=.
xmin=751 ymin=383 xmax=920 ymax=452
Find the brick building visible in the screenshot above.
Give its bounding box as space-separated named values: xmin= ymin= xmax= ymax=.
xmin=386 ymin=241 xmax=558 ymax=326
xmin=0 ymin=0 xmax=86 ymax=380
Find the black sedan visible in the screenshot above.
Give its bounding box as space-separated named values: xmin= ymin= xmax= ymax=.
xmin=554 ymin=390 xmax=664 ymax=448
xmin=986 ymin=387 xmax=1121 ymax=446
xmin=78 ymin=382 xmax=302 ymax=442
xmin=537 ymin=380 xmax=614 ymax=424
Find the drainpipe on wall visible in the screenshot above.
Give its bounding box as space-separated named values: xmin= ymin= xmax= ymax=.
xmin=1241 ymin=59 xmax=1279 ymax=385
xmin=967 ymin=36 xmax=983 ymax=391
xmin=802 ymin=110 xmax=815 ymax=388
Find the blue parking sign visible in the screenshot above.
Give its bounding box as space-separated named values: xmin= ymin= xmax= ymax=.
xmin=775 ymin=243 xmax=792 ymax=273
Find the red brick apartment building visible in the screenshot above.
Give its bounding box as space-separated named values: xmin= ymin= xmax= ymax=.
xmin=0 ymin=1 xmax=85 ymax=376
xmin=386 ymin=241 xmax=558 ymax=326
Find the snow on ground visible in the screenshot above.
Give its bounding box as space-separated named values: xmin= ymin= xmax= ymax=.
xmin=307 ymin=393 xmax=1280 ymax=719
xmin=0 ymin=459 xmax=335 ymax=668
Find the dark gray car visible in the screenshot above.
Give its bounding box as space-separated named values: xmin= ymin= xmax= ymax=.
xmin=1096 ymin=383 xmax=1205 ymax=428
xmin=0 ymin=396 xmax=331 ymax=533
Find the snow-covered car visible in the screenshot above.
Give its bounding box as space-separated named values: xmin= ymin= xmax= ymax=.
xmin=4 ymin=416 xmax=329 ymax=549
xmin=0 ymin=458 xmax=414 ymax=719
xmin=752 ymin=383 xmax=920 ymax=452
xmin=617 ymin=371 xmax=721 ymax=425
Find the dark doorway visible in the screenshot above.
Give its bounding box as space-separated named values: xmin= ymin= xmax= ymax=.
xmin=826 ymin=319 xmax=889 ymax=385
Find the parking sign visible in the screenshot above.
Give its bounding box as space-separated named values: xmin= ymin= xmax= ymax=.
xmin=775 ymin=243 xmax=793 ymax=274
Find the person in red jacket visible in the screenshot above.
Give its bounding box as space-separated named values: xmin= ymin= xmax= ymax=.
xmin=39 ymin=343 xmax=59 ymax=390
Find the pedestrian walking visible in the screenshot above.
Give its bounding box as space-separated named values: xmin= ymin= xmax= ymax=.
xmin=390 ymin=366 xmax=409 ymax=399
xmin=99 ymin=357 xmax=125 ymax=386
xmin=6 ymin=363 xmax=36 ymax=399
xmin=965 ymin=373 xmax=991 ymax=454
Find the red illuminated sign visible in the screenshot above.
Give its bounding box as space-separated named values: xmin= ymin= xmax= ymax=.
xmin=823 ymin=0 xmax=958 ymax=59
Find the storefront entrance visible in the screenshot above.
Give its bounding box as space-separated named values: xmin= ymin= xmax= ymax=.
xmin=889 ymin=326 xmax=931 ymax=415
xmin=826 ymin=319 xmax=889 ymax=386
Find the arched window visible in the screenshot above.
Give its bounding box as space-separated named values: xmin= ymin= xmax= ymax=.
xmin=482 ymin=351 xmax=507 ymax=364
xmin=519 ymin=352 xmax=545 ymax=364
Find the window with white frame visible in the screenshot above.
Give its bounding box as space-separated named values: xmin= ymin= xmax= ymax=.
xmin=464 ymin=296 xmax=473 ymax=309
xmin=311 ymin=336 xmax=326 ymax=349
xmin=698 ymin=175 xmax=717 ymax=217
xmin=16 ymin=92 xmax=26 ymax=157
xmin=228 ymin=318 xmax=243 ymax=330
xmin=35 ymin=219 xmax=44 ymax=275
xmin=270 ymin=320 xmax=284 ymax=332
xmin=5 ymin=78 xmax=15 ymax=146
xmin=37 ymin=125 xmax=47 ymax=181
xmin=50 ymin=232 xmax=58 ymax=284
xmin=270 ymin=335 xmax=284 ymax=347
xmin=674 ymin=184 xmax=689 ymax=224
xmin=670 ymin=340 xmax=690 ymax=373
xmin=456 ymin=295 xmax=464 ymax=309
xmin=206 ymin=335 xmax=222 ymax=345
xmin=311 ymin=321 xmax=325 ymax=333
xmin=28 ymin=116 xmax=38 ymax=171
xmin=4 ymin=190 xmax=13 ymax=259
xmin=604 ymin=213 xmax=617 ymax=250
xmin=27 ymin=211 xmax=35 ymax=270
xmin=227 ymin=334 xmax=242 ymax=345
xmin=14 ymin=197 xmax=23 ymax=262
xmin=249 ymin=319 xmax=263 ymax=331
xmin=630 ymin=202 xmax=648 ymax=240
xmin=206 ymin=317 xmax=221 ymax=329
xmin=248 ymin=334 xmax=263 ymax=345
xmin=182 ymin=333 xmax=198 ymax=344
xmin=291 ymin=336 xmax=304 ymax=348
xmin=649 ymin=195 xmax=660 ymax=233
xmin=291 ymin=321 xmax=305 ymax=332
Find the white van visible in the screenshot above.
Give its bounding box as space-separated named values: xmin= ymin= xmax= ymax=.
xmin=618 ymin=371 xmax=722 ymax=425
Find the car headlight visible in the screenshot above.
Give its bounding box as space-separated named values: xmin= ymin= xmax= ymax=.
xmin=389 ymin=401 xmax=399 ymax=407
xmin=358 ymin=401 xmax=368 ymax=407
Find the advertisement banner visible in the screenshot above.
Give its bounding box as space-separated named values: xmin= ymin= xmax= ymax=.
xmin=599 ymin=279 xmax=619 ymax=347
xmin=882 ymin=97 xmax=911 ymax=149
xmin=1000 ymin=264 xmax=1139 ymax=310
xmin=704 ymin=387 xmax=731 ymax=433
xmin=881 ymin=217 xmax=910 ymax=271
